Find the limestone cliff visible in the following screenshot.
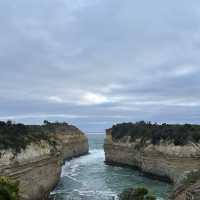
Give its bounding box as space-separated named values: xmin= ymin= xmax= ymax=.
xmin=104 ymin=129 xmax=200 ymax=184
xmin=171 ymin=170 xmax=200 ymax=200
xmin=0 ymin=122 xmax=89 ymax=200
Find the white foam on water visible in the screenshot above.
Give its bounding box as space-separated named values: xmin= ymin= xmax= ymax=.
xmin=64 ymin=174 xmax=86 ymax=186
xmin=51 ymin=189 xmax=118 ymax=200
xmin=61 ymin=161 xmax=80 ymax=178
xmin=61 ymin=162 xmax=70 ymax=177
xmin=52 ymin=145 xmax=171 ymax=200
xmin=61 ymin=149 xmax=104 ymax=177
xmin=50 ymin=189 xmax=71 ymax=195
xmin=71 ymin=189 xmax=118 ymax=199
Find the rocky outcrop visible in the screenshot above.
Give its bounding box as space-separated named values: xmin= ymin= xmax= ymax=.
xmin=173 ymin=181 xmax=200 ymax=200
xmin=171 ymin=170 xmax=200 ymax=200
xmin=104 ymin=130 xmax=200 ymax=185
xmin=0 ymin=123 xmax=89 ymax=200
xmin=118 ymin=187 xmax=156 ymax=200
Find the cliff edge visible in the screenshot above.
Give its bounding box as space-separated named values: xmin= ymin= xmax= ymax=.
xmin=104 ymin=122 xmax=200 ymax=199
xmin=0 ymin=121 xmax=89 ymax=200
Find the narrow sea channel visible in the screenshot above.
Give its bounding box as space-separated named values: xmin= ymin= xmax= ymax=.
xmin=50 ymin=134 xmax=172 ymax=200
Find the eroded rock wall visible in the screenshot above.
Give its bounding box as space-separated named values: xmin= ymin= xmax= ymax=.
xmin=0 ymin=130 xmax=88 ymax=200
xmin=104 ymin=131 xmax=200 ymax=184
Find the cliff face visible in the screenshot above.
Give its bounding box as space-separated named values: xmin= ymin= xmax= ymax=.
xmin=171 ymin=170 xmax=200 ymax=200
xmin=0 ymin=124 xmax=89 ymax=200
xmin=173 ymin=181 xmax=200 ymax=200
xmin=104 ymin=130 xmax=200 ymax=184
xmin=54 ymin=131 xmax=89 ymax=160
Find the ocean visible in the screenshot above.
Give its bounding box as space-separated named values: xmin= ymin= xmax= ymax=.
xmin=50 ymin=134 xmax=172 ymax=200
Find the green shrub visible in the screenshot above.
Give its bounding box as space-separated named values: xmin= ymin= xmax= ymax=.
xmin=119 ymin=187 xmax=156 ymax=200
xmin=118 ymin=188 xmax=135 ymax=200
xmin=145 ymin=195 xmax=156 ymax=200
xmin=0 ymin=120 xmax=71 ymax=152
xmin=134 ymin=187 xmax=148 ymax=197
xmin=110 ymin=121 xmax=200 ymax=146
xmin=0 ymin=176 xmax=19 ymax=200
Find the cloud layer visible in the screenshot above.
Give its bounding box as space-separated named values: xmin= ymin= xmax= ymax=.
xmin=1 ymin=0 xmax=200 ymax=132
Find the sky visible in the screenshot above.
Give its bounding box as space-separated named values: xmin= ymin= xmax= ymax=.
xmin=0 ymin=0 xmax=200 ymax=132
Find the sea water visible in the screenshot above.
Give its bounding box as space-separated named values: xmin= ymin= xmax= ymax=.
xmin=50 ymin=134 xmax=172 ymax=200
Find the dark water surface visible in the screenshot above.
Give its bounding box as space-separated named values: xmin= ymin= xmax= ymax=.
xmin=50 ymin=134 xmax=172 ymax=200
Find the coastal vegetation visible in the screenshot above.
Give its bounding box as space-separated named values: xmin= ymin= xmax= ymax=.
xmin=0 ymin=121 xmax=89 ymax=200
xmin=110 ymin=121 xmax=200 ymax=145
xmin=0 ymin=120 xmax=75 ymax=152
xmin=0 ymin=121 xmax=49 ymax=152
xmin=119 ymin=187 xmax=156 ymax=200
xmin=0 ymin=176 xmax=19 ymax=200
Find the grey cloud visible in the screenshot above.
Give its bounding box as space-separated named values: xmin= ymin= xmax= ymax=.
xmin=0 ymin=0 xmax=200 ymax=132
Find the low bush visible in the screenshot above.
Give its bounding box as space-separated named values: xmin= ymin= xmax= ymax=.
xmin=110 ymin=121 xmax=200 ymax=146
xmin=0 ymin=176 xmax=19 ymax=200
xmin=119 ymin=187 xmax=156 ymax=200
xmin=0 ymin=120 xmax=70 ymax=152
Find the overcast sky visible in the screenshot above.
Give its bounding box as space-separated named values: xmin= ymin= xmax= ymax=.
xmin=0 ymin=0 xmax=200 ymax=132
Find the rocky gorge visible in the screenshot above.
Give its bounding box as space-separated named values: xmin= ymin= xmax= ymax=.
xmin=104 ymin=122 xmax=200 ymax=200
xmin=0 ymin=121 xmax=89 ymax=200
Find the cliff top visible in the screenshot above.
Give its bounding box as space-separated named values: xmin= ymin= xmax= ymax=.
xmin=0 ymin=120 xmax=83 ymax=152
xmin=108 ymin=121 xmax=200 ymax=146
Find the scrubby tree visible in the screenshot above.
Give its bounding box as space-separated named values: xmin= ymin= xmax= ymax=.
xmin=0 ymin=176 xmax=19 ymax=200
xmin=111 ymin=122 xmax=200 ymax=146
